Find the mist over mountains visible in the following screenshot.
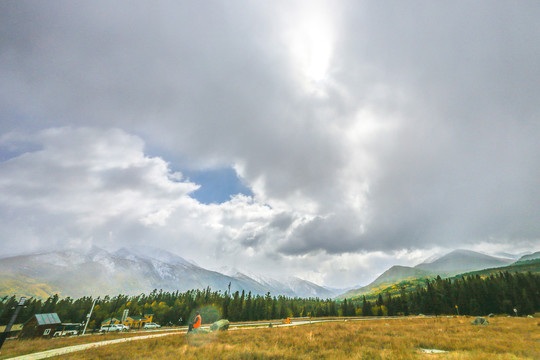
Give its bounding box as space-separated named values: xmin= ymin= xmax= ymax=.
xmin=0 ymin=246 xmax=337 ymax=299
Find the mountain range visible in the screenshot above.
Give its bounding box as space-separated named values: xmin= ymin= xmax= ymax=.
xmin=0 ymin=246 xmax=337 ymax=299
xmin=1 ymin=246 xmax=537 ymax=301
xmin=337 ymin=249 xmax=525 ymax=300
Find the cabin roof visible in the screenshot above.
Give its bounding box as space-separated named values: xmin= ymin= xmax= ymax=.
xmin=35 ymin=313 xmax=61 ymax=325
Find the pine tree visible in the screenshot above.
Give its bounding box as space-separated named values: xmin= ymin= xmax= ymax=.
xmin=348 ymin=300 xmax=356 ymax=317
xmin=362 ymin=296 xmax=373 ymax=316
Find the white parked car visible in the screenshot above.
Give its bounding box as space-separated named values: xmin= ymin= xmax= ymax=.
xmin=143 ymin=322 xmax=161 ymax=329
xmin=100 ymin=324 xmax=129 ymax=332
xmin=53 ymin=329 xmax=79 ymax=337
xmin=53 ymin=323 xmax=81 ymax=337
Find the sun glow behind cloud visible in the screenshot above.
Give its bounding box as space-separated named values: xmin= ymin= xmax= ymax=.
xmin=286 ymin=3 xmax=335 ymax=93
xmin=293 ymin=19 xmax=332 ymax=82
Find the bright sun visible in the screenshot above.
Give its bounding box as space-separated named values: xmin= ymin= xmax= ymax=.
xmin=288 ymin=7 xmax=334 ymax=90
xmin=296 ymin=19 xmax=332 ymax=82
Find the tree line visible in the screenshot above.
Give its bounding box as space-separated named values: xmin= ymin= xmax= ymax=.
xmin=0 ymin=288 xmax=339 ymax=329
xmin=0 ymin=271 xmax=538 ymax=328
xmin=343 ymin=271 xmax=539 ymax=317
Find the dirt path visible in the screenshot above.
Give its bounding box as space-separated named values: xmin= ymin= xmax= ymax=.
xmin=5 ymin=331 xmax=185 ymax=360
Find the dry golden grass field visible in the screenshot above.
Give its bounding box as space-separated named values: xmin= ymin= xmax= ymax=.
xmin=3 ymin=317 xmax=540 ymax=360
xmin=0 ymin=329 xmax=180 ymax=359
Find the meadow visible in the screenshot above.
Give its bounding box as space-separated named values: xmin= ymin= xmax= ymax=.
xmin=0 ymin=329 xmax=181 ymax=359
xmin=3 ymin=316 xmax=536 ymax=360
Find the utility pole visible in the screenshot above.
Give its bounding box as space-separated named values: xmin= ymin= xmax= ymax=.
xmin=82 ymin=297 xmax=99 ymax=336
xmin=0 ymin=297 xmax=26 ymax=351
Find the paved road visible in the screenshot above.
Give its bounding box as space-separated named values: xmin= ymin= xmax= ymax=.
xmin=6 ymin=316 xmax=432 ymax=359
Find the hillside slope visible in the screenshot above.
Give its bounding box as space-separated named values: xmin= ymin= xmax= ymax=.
xmin=338 ymin=256 xmax=540 ymax=301
xmin=337 ymin=249 xmax=523 ymax=301
xmin=515 ymin=251 xmax=540 ymax=263
xmin=454 ymin=258 xmax=540 ymax=278
xmin=337 ymin=265 xmax=433 ymax=300
xmin=415 ymin=249 xmax=513 ymax=274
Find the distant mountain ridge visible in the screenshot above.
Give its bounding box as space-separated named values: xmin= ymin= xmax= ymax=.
xmin=337 ymin=249 xmax=520 ymax=300
xmin=0 ymin=246 xmax=336 ymax=300
xmin=516 ymin=251 xmax=540 ymax=263
xmin=220 ymin=266 xmax=337 ymax=299
xmin=371 ymin=266 xmax=433 ymax=286
xmin=414 ymin=249 xmax=513 ymax=274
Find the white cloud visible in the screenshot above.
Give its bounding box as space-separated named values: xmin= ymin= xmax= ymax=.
xmin=0 ymin=128 xmax=198 ymax=251
xmin=0 ymin=127 xmax=198 ymax=224
xmin=1 ymin=1 xmax=540 ymax=285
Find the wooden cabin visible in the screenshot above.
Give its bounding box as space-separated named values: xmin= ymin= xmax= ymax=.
xmin=18 ymin=313 xmax=61 ymax=339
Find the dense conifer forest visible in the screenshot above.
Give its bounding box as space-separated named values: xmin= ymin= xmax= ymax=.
xmin=1 ymin=272 xmax=538 ymax=328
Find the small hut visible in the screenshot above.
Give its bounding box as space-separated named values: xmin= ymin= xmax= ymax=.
xmin=18 ymin=313 xmax=61 ymax=339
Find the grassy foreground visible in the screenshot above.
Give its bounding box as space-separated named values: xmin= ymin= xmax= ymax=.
xmin=0 ymin=329 xmax=180 ymax=359
xmin=53 ymin=317 xmax=538 ymax=360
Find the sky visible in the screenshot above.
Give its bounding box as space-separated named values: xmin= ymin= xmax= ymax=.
xmin=0 ymin=1 xmax=539 ymax=288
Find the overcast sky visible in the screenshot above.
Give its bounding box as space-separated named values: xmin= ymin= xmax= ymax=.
xmin=1 ymin=1 xmax=539 ymax=288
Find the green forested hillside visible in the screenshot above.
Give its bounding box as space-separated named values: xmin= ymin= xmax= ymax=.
xmin=516 ymin=251 xmax=540 ymax=263
xmin=347 ymin=277 xmax=433 ymax=301
xmin=337 ymin=265 xmax=434 ymax=300
xmin=350 ymin=271 xmax=540 ymax=317
xmin=345 ymin=259 xmax=540 ymax=301
xmin=455 ymin=258 xmax=540 ymax=278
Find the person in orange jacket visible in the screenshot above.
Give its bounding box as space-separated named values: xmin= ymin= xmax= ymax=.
xmin=188 ymin=311 xmax=201 ymax=333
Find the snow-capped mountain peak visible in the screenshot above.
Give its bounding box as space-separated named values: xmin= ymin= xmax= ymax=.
xmin=114 ymin=246 xmax=194 ymax=268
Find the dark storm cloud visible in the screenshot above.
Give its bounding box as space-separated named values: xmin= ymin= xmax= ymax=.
xmin=279 ymin=214 xmax=362 ymax=255
xmin=269 ymin=212 xmax=296 ymax=230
